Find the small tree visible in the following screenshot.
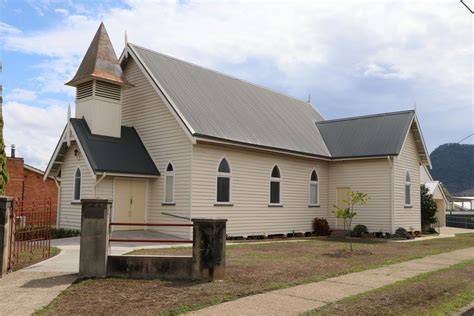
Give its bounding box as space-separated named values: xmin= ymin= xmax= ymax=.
xmin=333 ymin=191 xmax=369 ymax=251
xmin=0 ymin=62 xmax=7 ymax=195
xmin=421 ymin=184 xmax=437 ymax=231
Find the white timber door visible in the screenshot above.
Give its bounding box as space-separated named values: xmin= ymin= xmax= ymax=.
xmin=114 ymin=179 xmax=146 ymax=231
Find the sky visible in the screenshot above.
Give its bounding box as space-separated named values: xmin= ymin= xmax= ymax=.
xmin=0 ymin=0 xmax=472 ymax=169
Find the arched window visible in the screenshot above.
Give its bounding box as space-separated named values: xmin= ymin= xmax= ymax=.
xmin=73 ymin=168 xmax=81 ymax=201
xmin=164 ymin=162 xmax=175 ymax=204
xmin=216 ymin=158 xmax=231 ymax=203
xmin=270 ymin=165 xmax=281 ymax=204
xmin=309 ymin=170 xmax=319 ymax=206
xmin=405 ymin=171 xmax=411 ymax=206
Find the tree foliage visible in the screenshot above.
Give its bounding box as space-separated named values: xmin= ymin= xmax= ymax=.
xmin=333 ymin=191 xmax=369 ymax=251
xmin=421 ymin=184 xmax=437 ymax=230
xmin=0 ymin=62 xmax=8 ymax=195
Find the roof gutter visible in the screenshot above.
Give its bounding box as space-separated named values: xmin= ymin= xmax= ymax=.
xmin=97 ymin=172 xmax=159 ymax=179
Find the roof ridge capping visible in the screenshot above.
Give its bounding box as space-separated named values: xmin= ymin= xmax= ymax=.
xmin=127 ymin=42 xmax=324 ymax=116
xmin=316 ymin=109 xmax=415 ymax=124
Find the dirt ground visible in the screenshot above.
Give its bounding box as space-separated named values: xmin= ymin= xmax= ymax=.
xmin=43 ymin=234 xmax=474 ymax=316
xmin=311 ymin=260 xmax=474 ymax=316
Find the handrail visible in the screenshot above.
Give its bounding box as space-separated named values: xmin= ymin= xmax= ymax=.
xmin=110 ymin=222 xmax=193 ymax=227
xmin=109 ymin=238 xmax=193 ymax=243
xmin=161 ymin=212 xmax=192 ymax=221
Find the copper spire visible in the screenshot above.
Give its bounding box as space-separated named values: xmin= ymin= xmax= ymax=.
xmin=66 ymin=22 xmax=128 ymax=86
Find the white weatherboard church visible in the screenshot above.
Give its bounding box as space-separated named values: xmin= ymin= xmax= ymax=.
xmin=45 ymin=24 xmax=431 ymax=239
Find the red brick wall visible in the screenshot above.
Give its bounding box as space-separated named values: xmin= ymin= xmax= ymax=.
xmin=5 ymin=158 xmax=24 ymax=200
xmin=5 ymin=158 xmax=58 ymax=224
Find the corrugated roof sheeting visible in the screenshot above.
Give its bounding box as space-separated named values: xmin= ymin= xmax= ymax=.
xmin=131 ymin=44 xmax=331 ymax=157
xmin=71 ymin=119 xmax=159 ymax=176
xmin=316 ymin=111 xmax=415 ymax=158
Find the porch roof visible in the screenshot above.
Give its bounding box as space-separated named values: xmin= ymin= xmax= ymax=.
xmin=71 ymin=118 xmax=160 ymax=176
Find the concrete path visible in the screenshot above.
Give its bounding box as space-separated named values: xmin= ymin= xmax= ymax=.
xmin=189 ymin=247 xmax=474 ymax=316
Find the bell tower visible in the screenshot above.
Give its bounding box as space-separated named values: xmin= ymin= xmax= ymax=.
xmin=66 ymin=23 xmax=128 ymax=138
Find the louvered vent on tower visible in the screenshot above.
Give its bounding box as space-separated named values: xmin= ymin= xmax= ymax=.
xmin=95 ymin=80 xmax=121 ymax=100
xmin=76 ymin=81 xmax=93 ymax=100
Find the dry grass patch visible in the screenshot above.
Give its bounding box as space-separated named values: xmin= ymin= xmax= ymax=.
xmin=309 ymin=259 xmax=474 ymax=316
xmin=42 ymin=234 xmax=474 ymax=315
xmin=13 ymin=247 xmax=60 ymax=271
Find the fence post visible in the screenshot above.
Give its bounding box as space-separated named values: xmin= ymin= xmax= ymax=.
xmin=0 ymin=197 xmax=13 ymax=277
xmin=79 ymin=199 xmax=111 ymax=278
xmin=192 ymin=218 xmax=227 ymax=281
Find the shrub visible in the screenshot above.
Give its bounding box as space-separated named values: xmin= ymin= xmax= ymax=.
xmin=393 ymin=227 xmax=409 ymax=239
xmin=312 ymin=217 xmax=330 ymax=236
xmin=51 ymin=227 xmax=81 ymax=239
xmin=351 ymin=224 xmax=368 ymax=237
xmin=421 ymin=184 xmax=438 ymax=230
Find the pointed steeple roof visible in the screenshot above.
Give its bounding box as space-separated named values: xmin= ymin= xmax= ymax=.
xmin=66 ymin=22 xmax=128 ymax=86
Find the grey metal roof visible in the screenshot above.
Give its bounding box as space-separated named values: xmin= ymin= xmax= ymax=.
xmin=66 ymin=23 xmax=128 ymax=86
xmin=71 ymin=118 xmax=159 ymax=176
xmin=316 ymin=110 xmax=415 ymax=159
xmin=129 ymin=44 xmax=331 ymax=157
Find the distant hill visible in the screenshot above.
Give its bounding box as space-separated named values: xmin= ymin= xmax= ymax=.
xmin=430 ymin=143 xmax=474 ymax=196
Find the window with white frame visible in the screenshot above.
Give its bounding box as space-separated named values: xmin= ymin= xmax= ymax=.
xmin=309 ymin=169 xmax=319 ymax=206
xmin=164 ymin=162 xmax=175 ymax=203
xmin=73 ymin=168 xmax=81 ymax=201
xmin=216 ymin=158 xmax=231 ymax=203
xmin=270 ymin=165 xmax=281 ymax=204
xmin=405 ymin=171 xmax=411 ymax=206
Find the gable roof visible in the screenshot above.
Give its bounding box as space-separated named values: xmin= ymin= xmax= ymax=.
xmin=128 ymin=44 xmax=331 ymax=158
xmin=316 ymin=110 xmax=416 ymax=159
xmin=66 ymin=23 xmax=128 ymax=86
xmin=70 ymin=119 xmax=159 ymax=176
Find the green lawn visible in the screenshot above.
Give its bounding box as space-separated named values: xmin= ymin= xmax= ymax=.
xmin=41 ymin=234 xmax=474 ymax=315
xmin=307 ymin=259 xmax=474 ymax=316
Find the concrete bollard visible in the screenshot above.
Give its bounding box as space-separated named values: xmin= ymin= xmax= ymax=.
xmin=79 ymin=199 xmax=111 ymax=278
xmin=192 ymin=218 xmax=227 ymax=281
xmin=0 ymin=197 xmax=13 ymax=277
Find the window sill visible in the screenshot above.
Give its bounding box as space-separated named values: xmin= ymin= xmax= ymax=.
xmin=161 ymin=202 xmax=176 ymax=206
xmin=268 ymin=204 xmax=283 ymax=207
xmin=404 ymin=205 xmax=413 ymax=208
xmin=70 ymin=200 xmax=81 ymax=205
xmin=308 ymin=205 xmax=320 ymax=208
xmin=214 ymin=203 xmax=233 ymax=206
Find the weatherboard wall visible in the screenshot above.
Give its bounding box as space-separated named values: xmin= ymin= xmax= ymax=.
xmin=191 ymin=142 xmax=329 ymax=236
xmin=327 ymin=159 xmax=392 ymax=232
xmin=121 ymin=57 xmax=193 ymax=239
xmin=394 ymin=128 xmax=421 ymax=231
xmin=58 ymin=142 xmax=95 ymax=229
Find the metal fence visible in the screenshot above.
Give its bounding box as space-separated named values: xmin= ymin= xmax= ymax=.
xmin=446 ymin=214 xmax=474 ymax=229
xmin=8 ymin=198 xmax=53 ymax=271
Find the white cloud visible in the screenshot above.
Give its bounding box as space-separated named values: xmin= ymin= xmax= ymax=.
xmin=54 ymin=8 xmax=69 ymax=16
xmin=3 ymin=101 xmax=68 ymax=169
xmin=362 ymin=63 xmax=412 ymax=80
xmin=0 ymin=21 xmax=20 ymax=36
xmin=7 ymin=88 xmax=37 ymax=102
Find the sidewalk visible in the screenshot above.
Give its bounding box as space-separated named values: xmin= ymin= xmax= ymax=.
xmin=189 ymin=247 xmax=474 ymax=316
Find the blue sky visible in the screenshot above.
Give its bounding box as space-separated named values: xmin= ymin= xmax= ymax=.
xmin=0 ymin=0 xmax=473 ymax=169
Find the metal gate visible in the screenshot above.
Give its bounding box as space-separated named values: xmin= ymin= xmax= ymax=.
xmin=8 ymin=198 xmax=53 ymax=271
